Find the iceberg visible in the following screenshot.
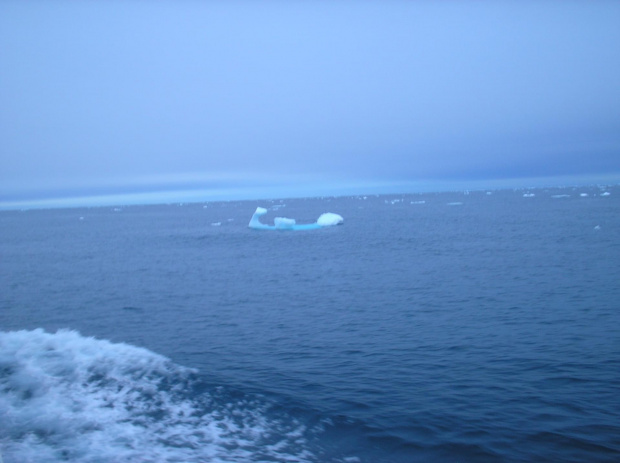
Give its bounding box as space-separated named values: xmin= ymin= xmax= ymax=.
xmin=248 ymin=207 xmax=343 ymax=230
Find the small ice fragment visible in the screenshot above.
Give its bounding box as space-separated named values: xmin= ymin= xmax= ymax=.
xmin=523 ymin=193 xmax=535 ymax=198
xmin=211 ymin=222 xmax=221 ymax=226
xmin=580 ymin=193 xmax=588 ymax=197
xmin=317 ymin=213 xmax=344 ymax=226
xmin=551 ymin=194 xmax=570 ymax=198
xmin=594 ymin=225 xmax=601 ymax=230
xmin=600 ymin=192 xmax=610 ymax=196
xmin=274 ymin=217 xmax=296 ymax=229
xmin=411 ymin=200 xmax=426 ymax=204
xmin=447 ymin=202 xmax=463 ymax=206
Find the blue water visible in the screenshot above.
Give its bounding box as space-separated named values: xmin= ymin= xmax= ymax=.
xmin=1 ymin=187 xmax=619 ymax=462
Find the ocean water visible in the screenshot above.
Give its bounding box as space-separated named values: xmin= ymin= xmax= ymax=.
xmin=1 ymin=187 xmax=619 ymax=462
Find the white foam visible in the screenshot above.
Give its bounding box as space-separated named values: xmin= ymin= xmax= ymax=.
xmin=0 ymin=329 xmax=316 ymax=463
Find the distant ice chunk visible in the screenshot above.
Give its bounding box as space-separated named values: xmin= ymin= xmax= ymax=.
xmin=600 ymin=192 xmax=610 ymax=196
xmin=274 ymin=217 xmax=296 ymax=229
xmin=447 ymin=202 xmax=463 ymax=206
xmin=211 ymin=222 xmax=221 ymax=226
xmin=551 ymin=194 xmax=570 ymax=198
xmin=248 ymin=207 xmax=343 ymax=230
xmin=523 ymin=193 xmax=535 ymax=198
xmin=580 ymin=193 xmax=589 ymax=197
xmin=594 ymin=225 xmax=601 ymax=230
xmin=317 ymin=212 xmax=344 ymax=226
xmin=411 ymin=200 xmax=426 ymax=204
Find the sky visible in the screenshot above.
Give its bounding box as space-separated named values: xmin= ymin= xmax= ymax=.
xmin=1 ymin=1 xmax=619 ymax=208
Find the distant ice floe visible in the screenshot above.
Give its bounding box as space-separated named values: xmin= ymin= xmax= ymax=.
xmin=580 ymin=193 xmax=589 ymax=197
xmin=594 ymin=225 xmax=601 ymax=230
xmin=446 ymin=202 xmax=463 ymax=206
xmin=248 ymin=207 xmax=343 ymax=230
xmin=211 ymin=222 xmax=221 ymax=227
xmin=600 ymin=192 xmax=610 ymax=196
xmin=551 ymin=194 xmax=571 ymax=199
xmin=411 ymin=200 xmax=426 ymax=204
xmin=523 ymin=193 xmax=535 ymax=198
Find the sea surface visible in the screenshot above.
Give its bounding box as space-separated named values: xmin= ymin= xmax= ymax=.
xmin=1 ymin=187 xmax=619 ymax=462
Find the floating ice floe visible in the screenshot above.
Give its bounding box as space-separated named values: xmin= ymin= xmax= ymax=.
xmin=594 ymin=225 xmax=601 ymax=230
xmin=446 ymin=202 xmax=463 ymax=206
xmin=523 ymin=193 xmax=535 ymax=198
xmin=248 ymin=207 xmax=343 ymax=230
xmin=580 ymin=193 xmax=589 ymax=197
xmin=551 ymin=194 xmax=571 ymax=199
xmin=600 ymin=192 xmax=610 ymax=196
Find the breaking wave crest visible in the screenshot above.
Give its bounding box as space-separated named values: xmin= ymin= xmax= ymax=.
xmin=0 ymin=329 xmax=317 ymax=462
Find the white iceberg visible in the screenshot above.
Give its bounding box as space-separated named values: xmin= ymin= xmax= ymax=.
xmin=317 ymin=212 xmax=344 ymax=226
xmin=248 ymin=207 xmax=343 ymax=230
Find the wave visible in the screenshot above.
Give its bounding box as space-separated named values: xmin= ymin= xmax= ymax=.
xmin=0 ymin=329 xmax=319 ymax=462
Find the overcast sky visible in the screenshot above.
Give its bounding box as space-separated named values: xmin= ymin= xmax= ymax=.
xmin=1 ymin=1 xmax=619 ymax=207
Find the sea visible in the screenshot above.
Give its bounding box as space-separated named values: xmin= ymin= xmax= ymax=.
xmin=1 ymin=186 xmax=619 ymax=463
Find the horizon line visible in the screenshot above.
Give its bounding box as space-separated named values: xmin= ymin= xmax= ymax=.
xmin=1 ymin=175 xmax=618 ymax=211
